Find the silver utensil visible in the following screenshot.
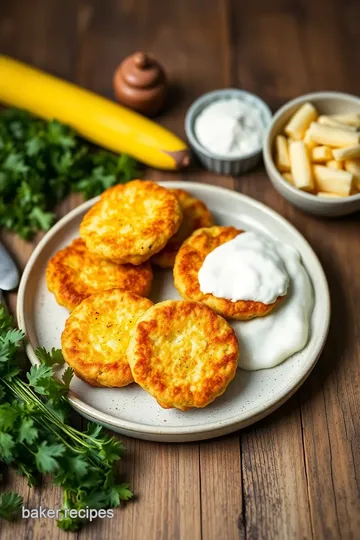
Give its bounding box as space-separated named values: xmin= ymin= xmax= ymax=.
xmin=0 ymin=242 xmax=20 ymax=305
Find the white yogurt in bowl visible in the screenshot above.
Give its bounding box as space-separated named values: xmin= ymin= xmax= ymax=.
xmin=198 ymin=231 xmax=314 ymax=370
xmin=194 ymin=98 xmax=265 ymax=158
xmin=185 ymin=89 xmax=272 ymax=175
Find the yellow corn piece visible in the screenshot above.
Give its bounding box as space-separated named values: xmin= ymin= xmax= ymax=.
xmin=326 ymin=160 xmax=343 ymax=170
xmin=282 ymin=172 xmax=294 ymax=185
xmin=289 ymin=141 xmax=314 ymax=191
xmin=317 ymin=192 xmax=346 ymax=198
xmin=313 ymin=165 xmax=353 ymax=196
xmin=275 ymin=135 xmax=290 ymax=172
xmin=344 ymin=159 xmax=360 ymax=190
xmin=329 ymin=113 xmax=360 ymax=128
xmin=308 ymin=122 xmax=360 ymax=147
xmin=311 ymin=146 xmax=332 ymax=163
xmin=318 ymin=115 xmax=358 ymax=132
xmin=284 ymin=103 xmax=318 ymax=140
xmin=304 ymin=129 xmax=317 ymax=150
xmin=332 ymin=144 xmax=360 ymax=161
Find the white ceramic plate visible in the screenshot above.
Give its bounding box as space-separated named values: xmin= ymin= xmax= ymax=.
xmin=17 ymin=182 xmax=330 ymax=442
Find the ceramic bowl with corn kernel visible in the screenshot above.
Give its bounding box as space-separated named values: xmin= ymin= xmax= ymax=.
xmin=263 ymin=92 xmax=360 ymax=217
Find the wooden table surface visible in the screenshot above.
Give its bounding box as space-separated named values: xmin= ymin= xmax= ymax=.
xmin=1 ymin=0 xmax=360 ymax=539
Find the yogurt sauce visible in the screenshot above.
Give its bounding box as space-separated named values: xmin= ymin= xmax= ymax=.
xmin=194 ymin=98 xmax=264 ymax=157
xmin=198 ymin=232 xmax=290 ymax=304
xmin=198 ymin=231 xmax=314 ymax=370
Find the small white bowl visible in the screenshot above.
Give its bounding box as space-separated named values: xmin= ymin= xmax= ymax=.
xmin=185 ymin=89 xmax=272 ymax=175
xmin=263 ymin=91 xmax=360 ymax=217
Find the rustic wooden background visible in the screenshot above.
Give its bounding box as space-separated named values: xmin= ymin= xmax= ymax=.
xmin=1 ymin=0 xmax=360 ymax=539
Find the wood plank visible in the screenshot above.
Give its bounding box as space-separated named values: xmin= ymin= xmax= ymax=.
xmin=295 ymin=1 xmax=360 ymax=537
xmin=199 ymin=436 xmax=242 ymax=540
xmin=227 ymin=1 xmax=309 ymax=109
xmin=299 ymin=0 xmax=354 ymax=93
xmin=0 ymin=0 xmax=77 ymax=77
xmin=240 ymin=399 xmax=313 ymax=539
xmin=82 ymin=438 xmax=202 ymax=540
xmin=299 ymin=222 xmax=360 ymax=539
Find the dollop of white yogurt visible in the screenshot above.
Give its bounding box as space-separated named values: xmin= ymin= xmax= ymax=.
xmin=194 ymin=98 xmax=264 ymax=157
xmin=198 ymin=232 xmax=289 ymax=304
xmin=198 ymin=231 xmax=314 ymax=370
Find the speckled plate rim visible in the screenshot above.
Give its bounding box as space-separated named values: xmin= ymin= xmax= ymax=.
xmin=17 ymin=182 xmax=330 ymax=442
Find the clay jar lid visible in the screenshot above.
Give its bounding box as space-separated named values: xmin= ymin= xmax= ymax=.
xmin=113 ymin=52 xmax=167 ymax=116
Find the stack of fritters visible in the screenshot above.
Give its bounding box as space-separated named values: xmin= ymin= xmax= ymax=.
xmin=49 ymin=180 xmax=240 ymax=410
xmin=49 ymin=180 xmax=289 ymax=410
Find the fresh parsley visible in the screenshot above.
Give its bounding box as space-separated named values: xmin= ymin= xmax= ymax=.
xmin=0 ymin=304 xmax=132 ymax=531
xmin=0 ymin=108 xmax=139 ymax=239
xmin=0 ymin=492 xmax=23 ymax=521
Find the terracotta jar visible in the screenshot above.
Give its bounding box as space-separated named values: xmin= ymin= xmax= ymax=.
xmin=113 ymin=52 xmax=167 ymax=116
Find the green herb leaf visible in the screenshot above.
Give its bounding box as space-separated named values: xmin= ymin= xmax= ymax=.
xmin=26 ymin=364 xmax=54 ymax=394
xmin=0 ymin=432 xmax=15 ymax=462
xmin=18 ymin=417 xmax=38 ymax=445
xmin=57 ymin=515 xmax=83 ymax=532
xmin=64 ymin=454 xmax=88 ymax=480
xmin=3 ymin=328 xmax=24 ymax=345
xmin=29 ymin=206 xmax=54 ymax=231
xmin=35 ymin=441 xmax=66 ymax=473
xmin=98 ymin=437 xmax=125 ymax=462
xmin=35 ymin=347 xmax=64 ymax=366
xmin=62 ymin=366 xmax=74 ymax=388
xmin=106 ymin=483 xmax=133 ymax=506
xmin=0 ymin=491 xmax=23 ymax=521
xmin=2 ymin=153 xmax=28 ymax=175
xmin=0 ymin=306 xmax=14 ymax=330
xmin=0 ymin=404 xmax=19 ymax=430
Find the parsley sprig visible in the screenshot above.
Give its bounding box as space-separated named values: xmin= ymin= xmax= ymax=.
xmin=0 ymin=305 xmax=132 ymax=531
xmin=0 ymin=492 xmax=23 ymax=521
xmin=0 ymin=108 xmax=139 ymax=239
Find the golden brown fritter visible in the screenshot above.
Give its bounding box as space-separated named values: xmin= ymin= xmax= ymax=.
xmin=46 ymin=238 xmax=153 ymax=311
xmin=61 ymin=289 xmax=153 ymax=388
xmin=79 ymin=180 xmax=183 ymax=265
xmin=152 ymin=189 xmax=214 ymax=268
xmin=127 ymin=300 xmax=239 ymax=410
xmin=173 ymin=226 xmax=285 ymax=320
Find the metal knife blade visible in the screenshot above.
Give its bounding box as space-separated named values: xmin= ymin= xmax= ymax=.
xmin=0 ymin=242 xmax=19 ymax=290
